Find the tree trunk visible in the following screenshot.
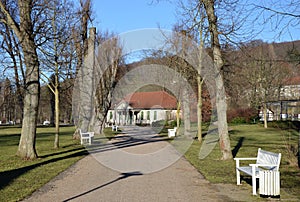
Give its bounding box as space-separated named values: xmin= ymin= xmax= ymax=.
xmin=16 ymin=0 xmax=39 ymax=159
xmin=54 ymin=87 xmax=60 ymax=148
xmin=202 ymin=0 xmax=232 ymax=160
xmin=72 ymin=1 xmax=91 ymax=139
xmin=183 ymin=89 xmax=191 ymax=134
xmin=263 ymin=103 xmax=268 ymax=128
xmin=176 ymin=101 xmax=181 ymax=135
xmin=197 ymin=75 xmax=203 ymax=142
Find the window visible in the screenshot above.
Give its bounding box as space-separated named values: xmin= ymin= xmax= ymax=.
xmin=109 ymin=111 xmax=113 ymax=120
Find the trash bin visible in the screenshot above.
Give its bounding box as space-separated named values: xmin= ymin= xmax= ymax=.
xmin=259 ymin=170 xmax=280 ymax=197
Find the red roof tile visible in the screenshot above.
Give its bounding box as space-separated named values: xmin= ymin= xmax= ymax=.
xmin=123 ymin=91 xmax=177 ymax=109
xmin=284 ymin=76 xmax=300 ymax=85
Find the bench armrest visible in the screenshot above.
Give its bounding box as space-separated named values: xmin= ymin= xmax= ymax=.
xmin=234 ymin=157 xmax=257 ymax=169
xmin=249 ymin=163 xmax=278 ymax=168
xmin=234 ymin=157 xmax=257 ymax=161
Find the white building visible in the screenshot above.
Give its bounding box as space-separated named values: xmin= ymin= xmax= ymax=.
xmin=259 ymin=109 xmax=274 ymax=121
xmin=107 ymin=91 xmax=178 ymax=125
xmin=267 ymin=76 xmax=300 ymax=121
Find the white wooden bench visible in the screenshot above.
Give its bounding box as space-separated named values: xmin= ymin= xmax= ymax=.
xmin=112 ymin=125 xmax=118 ymax=131
xmin=234 ymin=148 xmax=281 ymax=195
xmin=79 ymin=129 xmax=94 ymax=145
xmin=168 ymin=127 xmax=177 ymax=138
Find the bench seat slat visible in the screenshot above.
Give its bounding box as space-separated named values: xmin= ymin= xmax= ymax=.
xmin=237 ymin=166 xmax=265 ymax=177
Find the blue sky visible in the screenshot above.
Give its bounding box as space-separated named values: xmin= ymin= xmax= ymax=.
xmin=92 ymin=0 xmax=299 ymax=43
xmin=93 ymin=0 xmax=177 ymax=33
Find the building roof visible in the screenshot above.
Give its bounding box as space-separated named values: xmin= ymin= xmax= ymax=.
xmin=284 ymin=76 xmax=300 ymax=85
xmin=123 ymin=91 xmax=177 ymax=109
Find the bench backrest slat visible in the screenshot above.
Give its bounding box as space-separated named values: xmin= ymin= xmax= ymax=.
xmin=256 ymin=148 xmax=281 ymax=170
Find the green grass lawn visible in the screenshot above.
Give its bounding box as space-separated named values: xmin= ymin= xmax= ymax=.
xmin=1 ymin=123 xmax=299 ymax=201
xmin=183 ymin=123 xmax=300 ymax=200
xmin=0 ymin=126 xmax=87 ymax=202
xmin=103 ymin=127 xmax=122 ymax=140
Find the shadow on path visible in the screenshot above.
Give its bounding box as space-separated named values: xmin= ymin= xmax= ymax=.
xmin=87 ymin=126 xmax=169 ymax=154
xmin=62 ymin=171 xmax=143 ymax=202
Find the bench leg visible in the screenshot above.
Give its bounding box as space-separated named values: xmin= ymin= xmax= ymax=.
xmin=252 ymin=177 xmax=257 ymax=195
xmin=236 ymin=169 xmax=241 ymax=185
xmin=252 ymin=166 xmax=257 ymax=195
xmin=235 ymin=160 xmax=241 ymax=185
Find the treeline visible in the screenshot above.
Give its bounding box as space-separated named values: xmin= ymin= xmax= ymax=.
xmin=1 ymin=38 xmax=299 ymax=126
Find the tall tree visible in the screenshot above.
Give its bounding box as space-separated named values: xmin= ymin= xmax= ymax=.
xmin=0 ymin=22 xmax=25 ymax=120
xmin=177 ymin=0 xmax=208 ymax=142
xmin=92 ymin=32 xmax=123 ymax=134
xmin=241 ymin=43 xmax=289 ymax=128
xmin=201 ymin=0 xmax=232 ymax=160
xmin=175 ymin=0 xmax=236 ymax=159
xmin=72 ymin=0 xmax=93 ymax=139
xmin=0 ymin=0 xmax=40 ymax=159
xmin=0 ymin=78 xmax=15 ymax=122
xmin=39 ymin=0 xmax=78 ymax=148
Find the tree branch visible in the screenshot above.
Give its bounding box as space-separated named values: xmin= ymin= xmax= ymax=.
xmin=0 ymin=2 xmax=21 ymax=39
xmin=255 ymin=4 xmax=300 ymax=18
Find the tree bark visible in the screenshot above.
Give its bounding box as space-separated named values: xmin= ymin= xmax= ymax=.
xmin=54 ymin=86 xmax=60 ymax=148
xmin=197 ymin=75 xmax=203 ymax=142
xmin=176 ymin=101 xmax=181 ymax=134
xmin=16 ymin=0 xmax=39 ymax=159
xmin=202 ymin=0 xmax=232 ymax=160
xmin=72 ymin=0 xmax=92 ymax=139
xmin=263 ymin=103 xmax=268 ymax=128
xmin=183 ymin=89 xmax=191 ymax=134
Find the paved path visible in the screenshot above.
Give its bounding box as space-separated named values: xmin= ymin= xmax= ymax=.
xmin=23 ymin=126 xmax=253 ymax=202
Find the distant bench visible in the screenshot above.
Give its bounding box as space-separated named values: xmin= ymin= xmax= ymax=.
xmin=112 ymin=125 xmax=118 ymax=131
xmin=168 ymin=127 xmax=177 ymax=138
xmin=234 ymin=148 xmax=281 ymax=195
xmin=79 ymin=129 xmax=94 ymax=145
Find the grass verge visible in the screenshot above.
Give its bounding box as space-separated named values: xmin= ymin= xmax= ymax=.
xmin=0 ymin=126 xmax=88 ymax=202
xmin=183 ymin=124 xmax=300 ymax=200
xmin=103 ymin=127 xmax=122 ymax=140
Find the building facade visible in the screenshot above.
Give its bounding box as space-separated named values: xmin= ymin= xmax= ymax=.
xmin=107 ymin=91 xmax=178 ymax=125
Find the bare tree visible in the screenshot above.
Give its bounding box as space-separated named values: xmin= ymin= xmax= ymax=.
xmin=0 ymin=0 xmax=41 ymax=159
xmin=0 ymin=3 xmax=25 ymax=123
xmin=176 ymin=0 xmax=209 ymax=142
xmin=176 ymin=0 xmax=233 ymax=159
xmin=238 ymin=43 xmax=289 ymax=128
xmin=201 ymin=0 xmax=232 ymax=160
xmin=93 ymin=33 xmax=123 ymax=134
xmin=252 ymin=0 xmax=300 ymax=41
xmin=0 ymin=0 xmax=80 ymax=157
xmin=72 ymin=0 xmax=93 ymax=139
xmin=0 ymin=78 xmax=15 ymax=122
xmin=38 ymin=0 xmax=78 ymax=148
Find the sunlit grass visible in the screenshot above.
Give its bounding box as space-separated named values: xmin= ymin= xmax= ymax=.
xmin=0 ymin=126 xmax=87 ymax=202
xmin=184 ymin=123 xmax=300 ymax=200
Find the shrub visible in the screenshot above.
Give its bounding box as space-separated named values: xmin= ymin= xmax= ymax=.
xmin=227 ymin=107 xmax=258 ymax=124
xmin=169 ymin=119 xmax=181 ymax=127
xmin=151 ymin=120 xmax=166 ymax=128
xmin=230 ymin=117 xmax=246 ymax=124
